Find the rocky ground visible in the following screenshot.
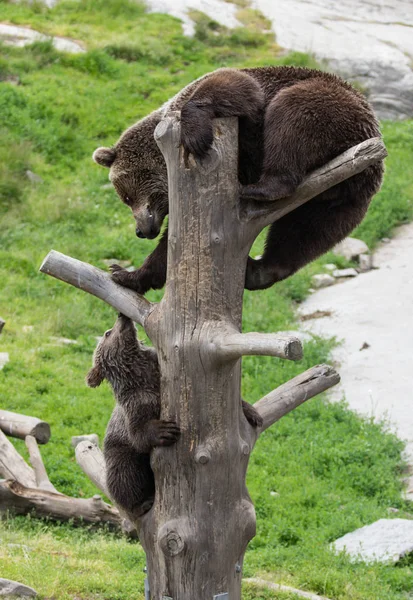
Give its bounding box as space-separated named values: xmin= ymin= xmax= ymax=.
xmin=299 ymin=223 xmax=413 ymax=474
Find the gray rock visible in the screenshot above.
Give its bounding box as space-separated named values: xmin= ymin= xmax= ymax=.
xmin=332 ymin=518 xmax=413 ymax=563
xmin=26 ymin=170 xmax=43 ymax=184
xmin=71 ymin=434 xmax=99 ymax=448
xmin=324 ymin=263 xmax=336 ymax=271
xmin=332 ymin=268 xmax=358 ymax=279
xmin=0 ymin=579 xmax=37 ymax=597
xmin=311 ymin=274 xmax=335 ymax=289
xmin=0 ymin=24 xmax=84 ymax=53
xmin=333 ymin=238 xmax=369 ymax=261
xmin=359 ymin=254 xmax=372 ymax=272
xmin=0 ymin=353 xmax=9 ymax=370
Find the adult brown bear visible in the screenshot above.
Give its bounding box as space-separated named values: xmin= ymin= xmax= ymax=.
xmin=93 ymin=66 xmax=383 ymax=294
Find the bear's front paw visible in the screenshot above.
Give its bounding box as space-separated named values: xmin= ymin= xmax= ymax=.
xmin=110 ymin=265 xmax=151 ymax=295
xmin=147 ymin=420 xmax=181 ymax=447
xmin=181 ymin=101 xmax=214 ymax=160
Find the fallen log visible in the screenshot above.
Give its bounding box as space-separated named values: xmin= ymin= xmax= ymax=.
xmin=0 ymin=479 xmax=121 ymax=528
xmin=0 ymin=430 xmax=36 ymax=488
xmin=0 ymin=410 xmax=50 ymax=444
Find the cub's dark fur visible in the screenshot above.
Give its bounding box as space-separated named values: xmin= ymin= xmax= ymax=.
xmin=87 ymin=314 xmax=262 ymax=517
xmin=93 ymin=66 xmax=383 ymax=294
xmin=86 ymin=314 xmax=179 ymax=518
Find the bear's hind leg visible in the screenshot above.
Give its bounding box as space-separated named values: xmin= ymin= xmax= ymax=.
xmin=105 ymin=444 xmax=154 ymax=518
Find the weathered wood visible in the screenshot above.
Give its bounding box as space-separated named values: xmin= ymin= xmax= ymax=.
xmin=75 ymin=440 xmax=109 ymax=498
xmin=25 ymin=435 xmax=61 ymax=494
xmin=71 ymin=434 xmax=99 ymax=448
xmin=39 ymin=251 xmax=154 ymax=327
xmin=0 ymin=409 xmax=50 ymax=444
xmin=37 ymin=116 xmax=381 ymax=599
xmin=241 ymin=137 xmax=388 ymax=229
xmin=0 ymin=578 xmax=37 ymax=598
xmin=253 ymin=364 xmax=340 ymax=433
xmin=213 ymin=331 xmax=303 ymax=361
xmin=0 ymin=479 xmax=121 ymax=528
xmin=75 ymin=441 xmax=137 ymax=536
xmin=0 ymin=318 xmax=5 ymax=335
xmin=0 ymin=430 xmax=36 ymax=488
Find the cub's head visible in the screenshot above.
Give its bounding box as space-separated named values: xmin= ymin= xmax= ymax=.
xmin=86 ymin=314 xmax=142 ymax=389
xmin=93 ymin=115 xmax=168 ymax=240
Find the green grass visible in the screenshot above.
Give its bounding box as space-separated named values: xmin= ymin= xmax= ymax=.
xmin=0 ymin=1 xmax=413 ymax=598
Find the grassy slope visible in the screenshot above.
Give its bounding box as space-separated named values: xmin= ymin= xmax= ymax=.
xmin=0 ymin=1 xmax=413 ymax=598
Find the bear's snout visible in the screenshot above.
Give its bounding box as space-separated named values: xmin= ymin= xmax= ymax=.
xmin=136 ymin=228 xmax=145 ymax=239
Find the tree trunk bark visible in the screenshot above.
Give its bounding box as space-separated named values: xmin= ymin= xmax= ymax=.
xmin=138 ymin=116 xmax=261 ymax=599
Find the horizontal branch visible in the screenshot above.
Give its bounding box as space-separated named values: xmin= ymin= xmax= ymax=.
xmin=0 ymin=409 xmax=50 ymax=444
xmin=25 ymin=435 xmax=61 ymax=494
xmin=0 ymin=479 xmax=122 ymax=528
xmin=241 ymin=137 xmax=387 ymax=227
xmin=254 ymin=364 xmax=340 ymax=433
xmin=245 ymin=578 xmax=332 ymax=600
xmin=214 ymin=332 xmax=303 ymax=361
xmin=39 ymin=250 xmax=154 ymax=328
xmin=0 ymin=430 xmax=36 ymax=488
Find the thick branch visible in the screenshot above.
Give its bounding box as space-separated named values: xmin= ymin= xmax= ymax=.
xmin=0 ymin=430 xmax=36 ymax=488
xmin=241 ymin=137 xmax=387 ymax=227
xmin=0 ymin=479 xmax=121 ymax=528
xmin=254 ymin=364 xmax=340 ymax=433
xmin=39 ymin=250 xmax=154 ymax=328
xmin=75 ymin=440 xmax=109 ymax=498
xmin=75 ymin=441 xmax=137 ymax=536
xmin=213 ymin=332 xmax=302 ymax=361
xmin=0 ymin=409 xmax=50 ymax=444
xmin=25 ymin=435 xmax=61 ymax=494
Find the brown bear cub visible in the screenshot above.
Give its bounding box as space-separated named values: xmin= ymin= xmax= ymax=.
xmin=86 ymin=314 xmax=180 ymax=518
xmin=87 ymin=314 xmax=262 ymax=517
xmin=93 ymin=66 xmax=383 ymax=294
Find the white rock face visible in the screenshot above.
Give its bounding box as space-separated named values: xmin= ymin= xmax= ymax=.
xmin=251 ymin=0 xmax=413 ymax=119
xmin=148 ymin=0 xmax=240 ymax=35
xmin=332 ymin=268 xmax=358 ymax=279
xmin=333 ymin=238 xmax=369 ymax=261
xmin=312 ymin=274 xmax=335 ymax=289
xmin=332 ymin=519 xmax=413 ymax=563
xmin=0 ymin=24 xmax=84 ymax=53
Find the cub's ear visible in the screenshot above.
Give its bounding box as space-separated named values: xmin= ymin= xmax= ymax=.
xmin=86 ymin=365 xmax=104 ymax=388
xmin=93 ymin=147 xmax=116 ymax=168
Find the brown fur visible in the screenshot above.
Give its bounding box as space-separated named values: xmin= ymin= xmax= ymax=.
xmin=86 ymin=314 xmax=180 ymax=518
xmin=86 ymin=314 xmax=262 ymax=518
xmin=93 ymin=66 xmax=383 ymax=293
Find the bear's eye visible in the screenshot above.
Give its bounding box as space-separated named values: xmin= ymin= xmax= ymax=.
xmin=124 ymin=196 xmax=132 ymax=206
xmin=105 ymin=330 xmax=112 ymax=338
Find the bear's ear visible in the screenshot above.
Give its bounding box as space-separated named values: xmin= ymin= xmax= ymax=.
xmin=93 ymin=147 xmax=116 ymax=168
xmin=86 ymin=365 xmax=105 ymax=388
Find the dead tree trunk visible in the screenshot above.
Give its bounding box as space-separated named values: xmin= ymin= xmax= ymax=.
xmin=40 ymin=116 xmax=386 ymax=600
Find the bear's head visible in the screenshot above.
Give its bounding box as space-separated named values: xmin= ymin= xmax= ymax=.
xmin=86 ymin=314 xmax=143 ymax=390
xmin=93 ymin=115 xmax=168 ymax=240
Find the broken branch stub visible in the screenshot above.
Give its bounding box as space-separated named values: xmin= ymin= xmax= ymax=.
xmin=39 ymin=251 xmax=154 ymax=328
xmin=253 ymin=364 xmax=340 ymax=433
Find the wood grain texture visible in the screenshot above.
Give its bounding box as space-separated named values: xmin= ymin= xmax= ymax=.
xmin=39 ymin=251 xmax=154 ymax=328
xmin=213 ymin=331 xmax=303 ymax=361
xmin=0 ymin=479 xmax=121 ymax=527
xmin=0 ymin=429 xmax=36 ymax=488
xmin=254 ymin=364 xmax=340 ymax=433
xmin=0 ymin=409 xmax=50 ymax=444
xmin=25 ymin=435 xmax=61 ymax=494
